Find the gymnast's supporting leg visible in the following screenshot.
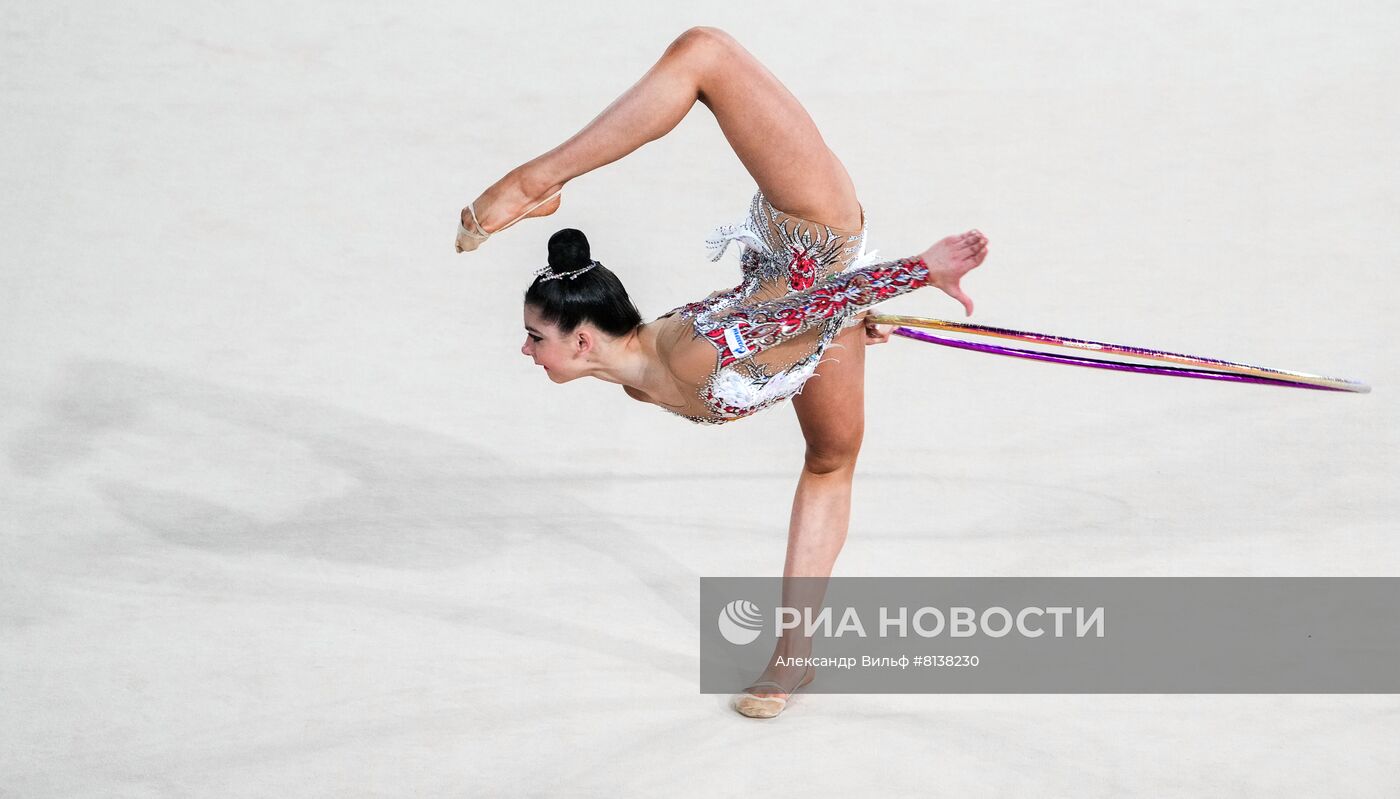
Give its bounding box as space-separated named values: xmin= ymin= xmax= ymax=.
xmin=738 ymin=321 xmax=869 ymax=712
xmin=467 ymin=26 xmax=861 ymax=234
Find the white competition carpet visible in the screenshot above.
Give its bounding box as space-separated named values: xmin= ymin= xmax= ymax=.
xmin=3 ymin=1 xmax=1397 ymax=795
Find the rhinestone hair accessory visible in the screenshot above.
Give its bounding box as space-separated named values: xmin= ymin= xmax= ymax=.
xmin=534 ymin=260 xmax=600 ymax=282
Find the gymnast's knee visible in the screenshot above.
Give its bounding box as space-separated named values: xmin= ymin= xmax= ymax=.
xmin=667 ymin=26 xmax=736 ymax=61
xmin=803 ymin=439 xmax=863 ymax=476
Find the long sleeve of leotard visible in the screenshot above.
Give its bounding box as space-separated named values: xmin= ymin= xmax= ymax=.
xmin=702 ymin=255 xmax=931 ymax=367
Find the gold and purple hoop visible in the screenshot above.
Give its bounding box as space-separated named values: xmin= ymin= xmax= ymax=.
xmin=865 ymin=314 xmax=1371 ymax=393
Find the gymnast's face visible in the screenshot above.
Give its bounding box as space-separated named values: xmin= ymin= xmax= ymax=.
xmin=522 ymin=303 xmax=584 ymax=383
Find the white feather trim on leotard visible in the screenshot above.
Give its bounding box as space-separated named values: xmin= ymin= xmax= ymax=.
xmin=844 ymin=246 xmax=884 ymax=272
xmin=708 ymin=359 xmax=821 ymax=410
xmin=704 ymin=220 xmax=768 ymax=263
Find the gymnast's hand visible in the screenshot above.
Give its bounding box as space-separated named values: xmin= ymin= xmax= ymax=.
xmin=919 ymin=229 xmax=989 ymax=317
xmin=863 ymin=319 xmax=895 ymax=346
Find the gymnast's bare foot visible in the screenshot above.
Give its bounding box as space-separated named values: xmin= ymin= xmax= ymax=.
xmin=920 ymin=229 xmax=989 ymax=317
xmin=462 ymin=169 xmax=564 ymax=235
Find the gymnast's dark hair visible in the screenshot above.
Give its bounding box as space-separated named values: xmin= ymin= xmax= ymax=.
xmin=524 ymin=228 xmax=643 ymax=337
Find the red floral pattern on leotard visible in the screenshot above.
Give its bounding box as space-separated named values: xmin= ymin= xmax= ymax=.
xmin=703 ymin=256 xmax=930 ymax=368
xmin=787 ymin=246 xmax=820 ymax=291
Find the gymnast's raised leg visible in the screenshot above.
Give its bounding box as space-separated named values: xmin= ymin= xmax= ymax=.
xmin=465 ymin=26 xmax=863 ymax=234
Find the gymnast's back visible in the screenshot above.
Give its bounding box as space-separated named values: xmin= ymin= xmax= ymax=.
xmin=640 ymin=190 xmax=933 ymax=425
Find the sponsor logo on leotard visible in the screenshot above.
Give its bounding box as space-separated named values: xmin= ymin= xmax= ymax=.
xmin=723 ymin=325 xmax=752 ymax=358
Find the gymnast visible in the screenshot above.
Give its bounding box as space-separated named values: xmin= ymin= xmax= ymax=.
xmin=456 ymin=26 xmax=988 ymax=717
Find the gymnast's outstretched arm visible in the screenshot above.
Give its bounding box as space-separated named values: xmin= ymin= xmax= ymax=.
xmin=709 ymin=239 xmax=986 ymax=366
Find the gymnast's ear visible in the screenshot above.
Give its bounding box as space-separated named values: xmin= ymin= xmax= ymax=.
xmin=569 ymin=325 xmax=598 ymax=355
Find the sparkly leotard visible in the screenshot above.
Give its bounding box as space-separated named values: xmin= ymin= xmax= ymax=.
xmin=645 ymin=189 xmax=933 ymax=425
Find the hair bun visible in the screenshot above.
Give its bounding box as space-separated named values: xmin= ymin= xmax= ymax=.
xmin=547 ymin=228 xmax=591 ymax=270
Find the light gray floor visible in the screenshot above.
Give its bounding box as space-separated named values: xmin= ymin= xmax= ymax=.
xmin=3 ymin=1 xmax=1398 ymax=796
